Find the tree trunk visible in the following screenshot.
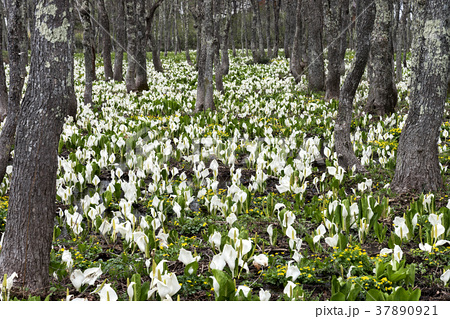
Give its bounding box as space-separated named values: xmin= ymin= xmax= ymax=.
xmin=334 ymin=0 xmax=375 ymax=172
xmin=325 ymin=0 xmax=342 ymax=100
xmin=284 ymin=0 xmax=296 ymax=59
xmin=183 ymin=0 xmax=192 ymax=65
xmin=135 ymin=0 xmax=149 ymax=91
xmin=305 ymin=0 xmax=325 ymax=92
xmin=98 ymin=0 xmax=113 ymax=80
xmin=0 ymin=0 xmax=76 ymax=295
xmin=163 ymin=1 xmax=170 ymax=56
xmin=215 ymin=0 xmax=232 ymax=94
xmin=396 ymin=0 xmax=408 ymax=81
xmin=290 ymin=0 xmax=304 ymax=83
xmin=80 ymin=0 xmax=95 ymax=104
xmin=339 ymin=0 xmax=349 ymax=75
xmin=250 ymin=0 xmax=267 ymax=63
xmin=265 ymin=0 xmax=272 ymax=59
xmin=0 ymin=2 xmax=7 ymax=121
xmin=391 ymin=0 xmax=449 ymax=193
xmin=195 ymin=0 xmax=214 ymax=112
xmin=272 ymin=0 xmax=281 ymax=58
xmin=365 ymin=0 xmax=397 ymax=116
xmin=173 ymin=0 xmax=179 ymax=55
xmin=151 ymin=0 xmax=164 ymax=73
xmin=125 ymin=0 xmax=137 ymax=92
xmin=0 ymin=0 xmax=28 ymax=188
xmin=113 ymin=0 xmax=125 ymax=82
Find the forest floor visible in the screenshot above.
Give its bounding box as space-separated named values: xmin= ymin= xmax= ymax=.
xmin=1 ymin=50 xmax=450 ymax=301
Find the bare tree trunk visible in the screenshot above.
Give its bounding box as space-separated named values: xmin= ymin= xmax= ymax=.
xmin=334 ymin=0 xmax=375 ymax=172
xmin=164 ymin=1 xmax=170 ymax=57
xmin=113 ymin=0 xmax=125 ymax=82
xmin=147 ymin=0 xmax=164 ymax=73
xmin=250 ymin=0 xmax=266 ymax=63
xmin=325 ymin=0 xmax=342 ymax=100
xmin=339 ymin=0 xmax=349 ymax=75
xmin=0 ymin=2 xmax=8 ymax=121
xmin=0 ymin=0 xmax=76 ymax=295
xmin=305 ymin=0 xmax=325 ymax=92
xmin=215 ymin=0 xmax=232 ymax=94
xmin=135 ymin=0 xmax=149 ymax=91
xmin=366 ymin=0 xmax=397 ymax=116
xmin=0 ymin=0 xmax=28 ymax=188
xmin=272 ymin=0 xmax=281 ymax=58
xmin=195 ymin=0 xmax=214 ymax=112
xmin=80 ymin=0 xmax=95 ymax=103
xmin=396 ymin=0 xmax=408 ymax=81
xmin=125 ymin=0 xmax=137 ymax=92
xmin=284 ymin=0 xmax=296 ymax=59
xmin=98 ymin=0 xmax=113 ymax=80
xmin=290 ymin=0 xmax=304 ymax=83
xmin=152 ymin=0 xmax=165 ymax=72
xmin=265 ymin=0 xmax=272 ymax=59
xmin=183 ymin=0 xmax=193 ymax=65
xmin=174 ymin=0 xmax=179 ymax=55
xmin=391 ymin=0 xmax=449 ymax=193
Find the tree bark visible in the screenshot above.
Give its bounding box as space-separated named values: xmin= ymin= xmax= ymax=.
xmin=250 ymin=0 xmax=266 ymax=63
xmin=113 ymin=0 xmax=125 ymax=82
xmin=150 ymin=0 xmax=164 ymax=73
xmin=80 ymin=0 xmax=95 ymax=104
xmin=265 ymin=0 xmax=272 ymax=59
xmin=125 ymin=0 xmax=137 ymax=92
xmin=290 ymin=0 xmax=304 ymax=83
xmin=339 ymin=0 xmax=349 ymax=75
xmin=334 ymin=0 xmax=375 ymax=172
xmin=284 ymin=0 xmax=296 ymax=59
xmin=272 ymin=0 xmax=281 ymax=58
xmin=0 ymin=0 xmax=76 ymax=295
xmin=98 ymin=0 xmax=113 ymax=80
xmin=0 ymin=2 xmax=8 ymax=121
xmin=365 ymin=0 xmax=397 ymax=116
xmin=0 ymin=0 xmax=28 ymax=188
xmin=195 ymin=0 xmax=214 ymax=112
xmin=391 ymin=0 xmax=449 ymax=193
xmin=396 ymin=0 xmax=408 ymax=81
xmin=215 ymin=0 xmax=232 ymax=94
xmin=325 ymin=0 xmax=343 ymax=100
xmin=135 ymin=0 xmax=149 ymax=91
xmin=183 ymin=0 xmax=192 ymax=65
xmin=305 ymin=0 xmax=325 ymax=92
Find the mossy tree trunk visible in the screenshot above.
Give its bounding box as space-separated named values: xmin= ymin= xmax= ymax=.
xmin=391 ymin=0 xmax=449 ymax=193
xmin=0 ymin=0 xmax=76 ymax=295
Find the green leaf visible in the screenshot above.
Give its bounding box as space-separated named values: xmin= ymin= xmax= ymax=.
xmin=184 ymin=261 xmax=199 ymax=276
xmin=211 ymin=269 xmax=235 ymax=300
xmin=330 ymin=292 xmax=346 ymax=301
xmin=366 ymin=289 xmax=385 ymax=301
